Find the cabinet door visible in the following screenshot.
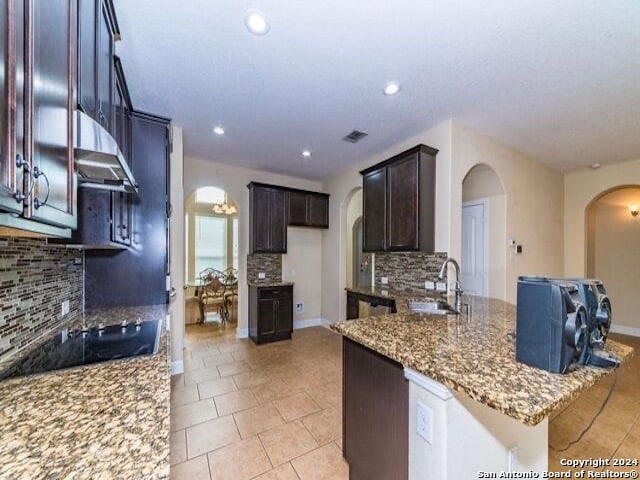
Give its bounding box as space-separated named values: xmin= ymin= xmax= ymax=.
xmin=346 ymin=293 xmax=359 ymax=320
xmin=362 ymin=167 xmax=387 ymax=252
xmin=26 ymin=0 xmax=76 ymax=229
xmin=77 ymin=0 xmax=96 ymax=119
xmin=251 ymin=186 xmax=271 ymax=253
xmin=308 ymin=193 xmax=328 ymax=228
xmin=110 ymin=71 xmax=131 ymax=245
xmin=0 ymin=0 xmax=24 ymax=214
xmin=274 ymin=293 xmax=292 ymax=334
xmin=288 ymin=190 xmax=308 ymax=226
xmin=96 ymin=1 xmax=113 ymax=133
xmin=387 ymin=152 xmax=419 ymax=250
xmin=269 ymin=188 xmax=288 ymax=253
xmin=257 ymin=298 xmax=276 ymax=337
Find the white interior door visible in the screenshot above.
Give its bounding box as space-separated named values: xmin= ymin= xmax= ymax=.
xmin=461 ymin=201 xmax=487 ymax=296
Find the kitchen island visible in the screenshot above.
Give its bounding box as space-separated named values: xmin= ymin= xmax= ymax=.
xmin=0 ymin=305 xmax=170 ymax=480
xmin=332 ymin=289 xmax=633 ymax=479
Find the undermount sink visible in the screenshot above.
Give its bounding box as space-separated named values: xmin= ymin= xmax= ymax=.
xmin=407 ymin=300 xmax=459 ymax=315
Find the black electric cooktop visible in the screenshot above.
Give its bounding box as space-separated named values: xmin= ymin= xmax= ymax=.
xmin=0 ymin=319 xmax=162 ymax=381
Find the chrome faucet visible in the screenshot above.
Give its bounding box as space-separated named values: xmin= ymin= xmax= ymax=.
xmin=438 ymin=257 xmax=463 ymax=313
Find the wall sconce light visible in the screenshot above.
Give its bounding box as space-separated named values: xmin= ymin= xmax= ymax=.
xmin=629 ymin=205 xmax=639 ymax=217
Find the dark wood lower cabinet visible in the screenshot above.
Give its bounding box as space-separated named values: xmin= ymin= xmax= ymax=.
xmin=249 ymin=285 xmax=293 ymax=344
xmin=343 ymin=337 xmax=408 ymax=480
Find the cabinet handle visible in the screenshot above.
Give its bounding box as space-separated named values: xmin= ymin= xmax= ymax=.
xmin=32 ymin=167 xmax=50 ymax=210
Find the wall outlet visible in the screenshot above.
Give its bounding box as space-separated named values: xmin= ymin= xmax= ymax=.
xmin=380 ymin=276 xmax=389 ymax=285
xmin=258 ymin=272 xmax=266 ymax=280
xmin=296 ymin=302 xmax=304 ymax=313
xmin=508 ymin=446 xmax=519 ymax=472
xmin=73 ymin=257 xmax=83 ymax=265
xmin=425 ymin=281 xmax=435 ymax=290
xmin=416 ymin=400 xmax=433 ymax=444
xmin=435 ymin=282 xmax=447 ymax=292
xmin=61 ymin=300 xmax=70 ymax=316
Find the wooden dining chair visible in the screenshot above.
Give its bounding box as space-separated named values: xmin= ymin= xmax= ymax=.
xmin=198 ymin=269 xmax=226 ymax=324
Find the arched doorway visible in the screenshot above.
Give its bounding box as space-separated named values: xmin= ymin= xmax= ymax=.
xmin=461 ymin=164 xmax=506 ymax=299
xmin=585 ymin=185 xmax=640 ymax=334
xmin=184 ymin=186 xmax=239 ymax=330
xmin=345 ymin=188 xmax=367 ymax=289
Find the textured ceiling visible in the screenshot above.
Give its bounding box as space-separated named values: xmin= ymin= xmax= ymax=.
xmin=113 ymin=0 xmax=640 ymax=180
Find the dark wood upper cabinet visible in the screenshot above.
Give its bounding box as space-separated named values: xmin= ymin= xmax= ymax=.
xmin=361 ymin=144 xmax=437 ymax=252
xmin=0 ymin=0 xmax=76 ymax=235
xmin=287 ymin=190 xmax=308 ymax=226
xmin=110 ymin=56 xmax=132 ymax=246
xmin=26 ymin=0 xmax=77 ymax=230
xmin=77 ymin=0 xmax=118 ymax=134
xmin=248 ymin=183 xmax=288 ymax=254
xmin=362 ymin=167 xmax=387 ymax=251
xmin=0 ymin=0 xmax=23 ymax=215
xmin=287 ymin=189 xmax=329 ymax=229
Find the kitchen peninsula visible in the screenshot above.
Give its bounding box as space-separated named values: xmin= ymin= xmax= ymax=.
xmin=332 ymin=289 xmax=633 ymax=479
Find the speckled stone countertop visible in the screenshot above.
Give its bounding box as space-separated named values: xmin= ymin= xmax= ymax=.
xmin=333 ymin=292 xmax=634 ymax=426
xmin=0 ymin=304 xmax=170 ymax=480
xmin=248 ymin=281 xmax=295 ymax=288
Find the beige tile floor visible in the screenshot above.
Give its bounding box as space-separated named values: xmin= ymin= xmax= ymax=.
xmin=171 ymin=324 xmax=639 ymax=479
xmin=171 ymin=324 xmax=347 ymax=480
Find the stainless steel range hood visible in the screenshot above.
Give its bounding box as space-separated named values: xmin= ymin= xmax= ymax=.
xmin=74 ymin=110 xmax=138 ymax=194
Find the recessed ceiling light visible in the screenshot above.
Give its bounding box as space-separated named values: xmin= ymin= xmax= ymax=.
xmin=590 ymin=163 xmax=601 ymax=169
xmin=383 ymin=82 xmax=401 ymax=96
xmin=244 ymin=10 xmax=270 ymax=36
xmin=213 ymin=126 xmax=225 ymax=135
xmin=302 ymin=150 xmax=312 ymax=158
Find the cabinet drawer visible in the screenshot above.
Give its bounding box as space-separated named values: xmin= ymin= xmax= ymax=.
xmin=259 ymin=287 xmax=292 ymax=300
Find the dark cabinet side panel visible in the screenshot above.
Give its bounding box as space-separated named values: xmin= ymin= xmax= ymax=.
xmin=362 ymin=168 xmax=387 ymax=252
xmin=387 ymin=152 xmax=419 ymax=251
xmin=346 ymin=293 xmax=359 ymax=320
xmin=96 ymin=1 xmax=113 ymax=133
xmin=343 ymin=338 xmax=408 ymax=480
xmin=84 ymin=114 xmax=169 ymax=308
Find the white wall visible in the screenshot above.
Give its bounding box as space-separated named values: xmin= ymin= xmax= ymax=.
xmin=590 ymin=188 xmax=640 ymax=332
xmin=462 ymin=165 xmax=507 ymax=300
xmin=452 ymin=123 xmax=565 ymax=302
xmin=564 ymin=157 xmax=640 ymax=277
xmin=182 ymin=155 xmax=324 ymax=337
xmin=168 ymin=127 xmax=185 ymax=374
xmin=345 ymin=189 xmax=362 ymax=289
xmin=321 ymin=120 xmax=453 ymax=324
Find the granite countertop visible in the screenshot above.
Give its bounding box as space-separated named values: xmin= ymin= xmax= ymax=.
xmin=0 ymin=305 xmax=170 ymax=480
xmin=333 ymin=292 xmax=634 ymax=426
xmin=248 ymin=281 xmax=295 ymax=288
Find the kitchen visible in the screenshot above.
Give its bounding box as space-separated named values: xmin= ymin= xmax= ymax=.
xmin=1 ymin=1 xmax=639 ymax=480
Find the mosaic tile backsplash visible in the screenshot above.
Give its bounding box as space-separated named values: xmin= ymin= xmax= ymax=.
xmin=246 ymin=253 xmax=282 ymax=284
xmin=374 ymin=251 xmax=448 ymax=291
xmin=0 ymin=237 xmax=83 ymax=369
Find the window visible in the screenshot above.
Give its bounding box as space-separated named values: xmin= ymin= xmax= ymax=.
xmin=195 ymin=215 xmax=227 ymax=274
xmin=196 ymin=186 xmax=226 ymax=205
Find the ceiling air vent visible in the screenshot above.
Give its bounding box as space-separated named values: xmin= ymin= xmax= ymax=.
xmin=342 ymin=130 xmax=368 ymax=143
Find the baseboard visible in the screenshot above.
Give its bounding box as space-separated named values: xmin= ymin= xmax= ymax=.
xmin=293 ymin=318 xmax=324 ymax=330
xmin=236 ymin=328 xmax=249 ymax=339
xmin=171 ymin=360 xmax=184 ymax=375
xmin=610 ymin=324 xmax=640 ymax=337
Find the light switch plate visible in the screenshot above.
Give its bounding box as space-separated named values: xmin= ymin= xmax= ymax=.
xmin=381 ymin=277 xmax=389 ymax=285
xmin=61 ymin=300 xmax=70 ymax=316
xmin=435 ymin=282 xmax=447 ymax=292
xmin=258 ymin=272 xmax=266 ymax=280
xmin=425 ymin=281 xmax=435 ymax=290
